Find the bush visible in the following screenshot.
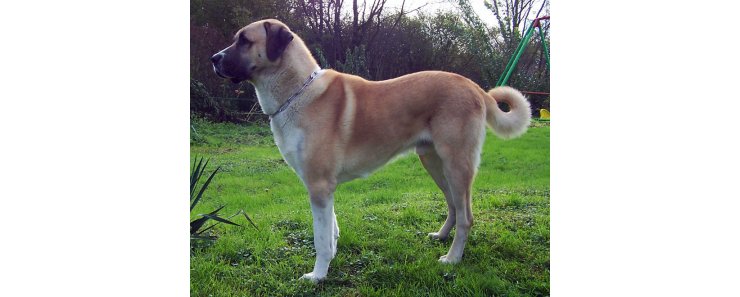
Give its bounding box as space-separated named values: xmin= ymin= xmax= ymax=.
xmin=190 ymin=78 xmax=240 ymax=122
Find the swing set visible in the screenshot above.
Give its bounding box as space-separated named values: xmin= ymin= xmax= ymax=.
xmin=496 ymin=16 xmax=550 ymax=119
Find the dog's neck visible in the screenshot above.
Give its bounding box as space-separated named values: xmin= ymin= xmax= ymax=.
xmin=252 ymin=49 xmax=319 ymax=116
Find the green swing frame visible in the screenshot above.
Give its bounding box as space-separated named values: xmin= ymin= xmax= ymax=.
xmin=496 ymin=15 xmax=550 ymax=87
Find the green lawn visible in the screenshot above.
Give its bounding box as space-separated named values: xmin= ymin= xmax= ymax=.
xmin=190 ymin=119 xmax=550 ymax=296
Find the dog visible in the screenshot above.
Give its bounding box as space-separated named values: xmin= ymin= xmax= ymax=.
xmin=211 ymin=19 xmax=531 ymax=283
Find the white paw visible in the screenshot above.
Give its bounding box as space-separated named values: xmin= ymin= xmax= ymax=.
xmin=438 ymin=254 xmax=461 ymax=264
xmin=428 ymin=232 xmax=448 ymax=240
xmin=298 ymin=272 xmax=326 ymax=283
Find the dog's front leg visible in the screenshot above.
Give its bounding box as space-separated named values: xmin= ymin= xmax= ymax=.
xmin=299 ymin=185 xmax=336 ymax=283
xmin=332 ymin=209 xmax=339 ymax=258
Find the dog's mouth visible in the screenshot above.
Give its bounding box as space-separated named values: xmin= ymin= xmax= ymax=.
xmin=213 ymin=65 xmax=227 ymax=78
xmin=213 ymin=66 xmax=246 ymax=84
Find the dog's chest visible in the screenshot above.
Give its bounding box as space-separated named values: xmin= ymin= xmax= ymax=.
xmin=270 ymin=119 xmax=306 ymax=180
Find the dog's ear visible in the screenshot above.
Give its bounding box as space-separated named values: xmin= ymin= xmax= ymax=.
xmin=264 ymin=21 xmax=294 ymax=61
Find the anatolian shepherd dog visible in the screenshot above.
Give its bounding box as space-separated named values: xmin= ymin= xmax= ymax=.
xmin=211 ymin=19 xmax=531 ymax=282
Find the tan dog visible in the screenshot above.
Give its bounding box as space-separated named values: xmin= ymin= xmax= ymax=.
xmin=211 ymin=19 xmax=531 ymax=282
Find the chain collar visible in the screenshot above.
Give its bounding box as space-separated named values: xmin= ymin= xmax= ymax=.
xmin=268 ymin=68 xmax=323 ymax=119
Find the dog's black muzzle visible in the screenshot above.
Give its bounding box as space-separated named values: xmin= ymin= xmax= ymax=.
xmin=211 ymin=53 xmax=227 ymax=78
xmin=210 ymin=51 xmax=248 ymax=83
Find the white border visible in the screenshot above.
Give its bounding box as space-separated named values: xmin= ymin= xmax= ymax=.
xmin=1 ymin=1 xmax=189 ymax=295
xmin=2 ymin=0 xmax=740 ymax=296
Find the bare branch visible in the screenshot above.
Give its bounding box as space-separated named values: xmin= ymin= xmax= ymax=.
xmin=520 ymin=0 xmax=535 ymax=32
xmin=491 ymin=0 xmax=510 ymax=45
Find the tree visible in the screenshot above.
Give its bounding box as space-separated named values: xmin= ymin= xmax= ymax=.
xmin=484 ymin=0 xmax=548 ymax=54
xmin=455 ymin=0 xmax=502 ymax=88
xmin=483 ymin=0 xmax=550 ymax=95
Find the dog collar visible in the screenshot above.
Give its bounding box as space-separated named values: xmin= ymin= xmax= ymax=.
xmin=268 ymin=68 xmax=323 ymax=119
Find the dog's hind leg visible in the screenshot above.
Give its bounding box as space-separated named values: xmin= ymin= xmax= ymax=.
xmin=436 ymin=146 xmax=476 ymax=264
xmin=432 ymin=119 xmax=485 ymax=264
xmin=418 ymin=147 xmax=455 ymax=241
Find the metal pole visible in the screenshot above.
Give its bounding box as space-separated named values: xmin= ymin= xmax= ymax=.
xmin=496 ymin=24 xmax=536 ymax=86
xmin=499 ymin=23 xmax=537 ymax=86
xmin=538 ymin=25 xmax=550 ymax=69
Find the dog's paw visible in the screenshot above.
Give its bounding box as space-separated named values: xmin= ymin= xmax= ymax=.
xmin=438 ymin=254 xmax=461 ymax=264
xmin=428 ymin=232 xmax=448 ymax=241
xmin=298 ymin=272 xmax=326 ymax=283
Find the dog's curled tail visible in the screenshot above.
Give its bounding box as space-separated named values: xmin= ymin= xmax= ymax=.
xmin=484 ymin=86 xmax=532 ymax=139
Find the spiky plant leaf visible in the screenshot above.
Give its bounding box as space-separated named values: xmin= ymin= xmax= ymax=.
xmin=190 ymin=165 xmax=220 ymax=211
xmin=197 ymin=223 xmax=218 ymax=234
xmin=190 ymin=157 xmax=205 ymax=198
xmin=200 ymin=213 xmax=241 ymax=227
xmin=190 ymin=216 xmax=211 ymax=235
xmin=241 ymin=211 xmax=259 ymax=230
xmin=191 ymin=205 xmax=227 ymax=235
xmin=190 ymin=157 xmax=213 ymax=201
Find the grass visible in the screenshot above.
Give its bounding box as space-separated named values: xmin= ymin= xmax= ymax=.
xmin=190 ymin=118 xmax=550 ymax=296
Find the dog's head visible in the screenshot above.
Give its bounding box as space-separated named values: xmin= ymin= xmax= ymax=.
xmin=211 ymin=19 xmax=294 ymax=84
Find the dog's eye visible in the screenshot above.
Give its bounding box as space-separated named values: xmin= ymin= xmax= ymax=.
xmin=238 ymin=35 xmax=251 ymax=46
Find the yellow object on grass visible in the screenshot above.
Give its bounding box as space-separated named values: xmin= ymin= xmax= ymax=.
xmin=539 ymin=109 xmax=550 ymax=119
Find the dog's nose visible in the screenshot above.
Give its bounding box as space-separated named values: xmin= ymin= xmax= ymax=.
xmin=210 ymin=53 xmax=223 ymax=64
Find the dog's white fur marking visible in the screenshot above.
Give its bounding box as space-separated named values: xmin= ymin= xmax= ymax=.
xmin=339 ymin=82 xmax=356 ymax=142
xmin=486 ymin=86 xmax=532 ymax=139
xmin=332 ymin=209 xmax=339 ymax=258
xmin=270 ymin=118 xmax=306 ymax=180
